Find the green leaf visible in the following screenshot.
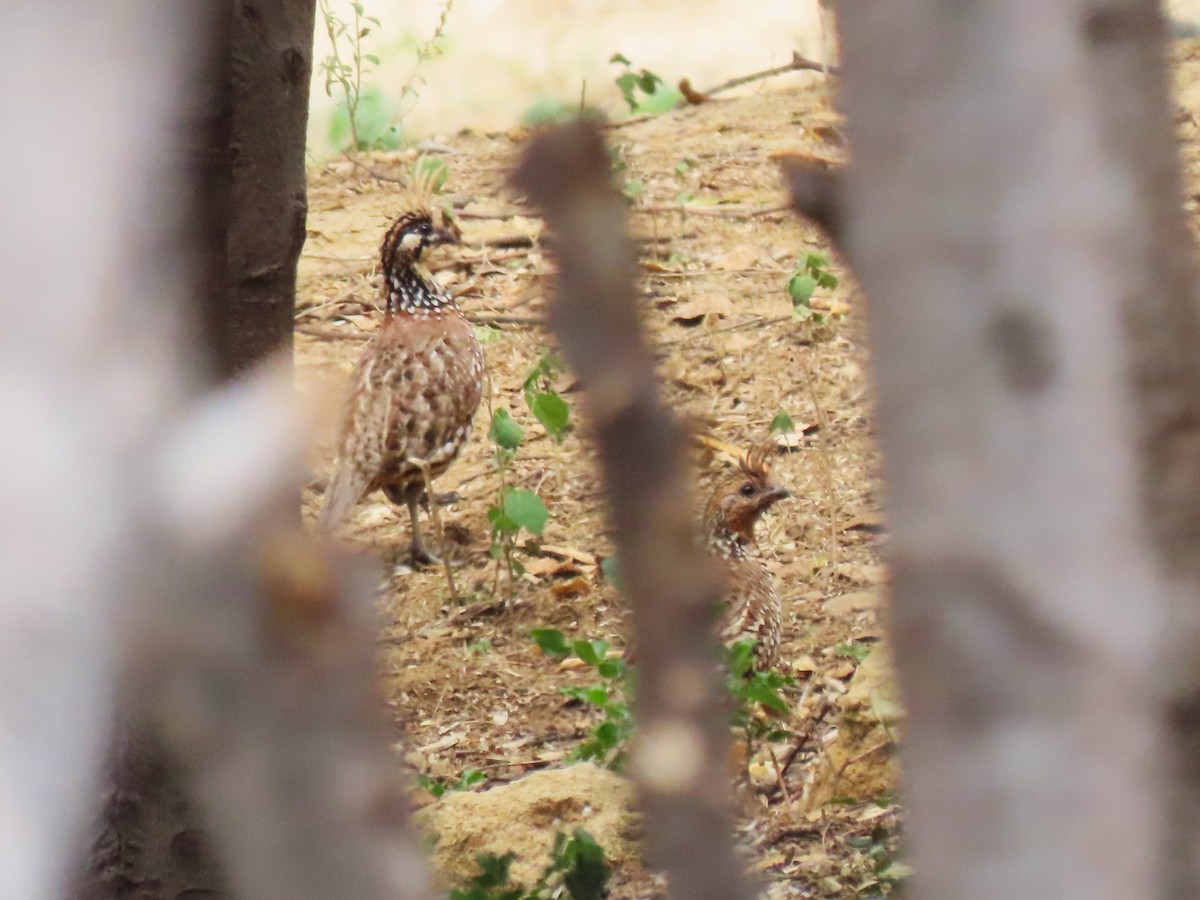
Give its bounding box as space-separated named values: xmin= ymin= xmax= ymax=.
xmin=727 ymin=640 xmax=756 ymax=678
xmin=503 ymin=488 xmax=548 ymax=535
xmin=530 ymin=391 xmax=570 ymax=440
xmin=458 ymin=768 xmax=487 ymax=789
xmin=788 ymin=273 xmax=817 ymax=306
xmin=834 ymin=640 xmax=872 ymax=663
xmin=572 ymin=639 xmax=608 ymax=667
xmin=769 ymin=410 xmax=795 ymax=433
xmin=592 ymin=720 xmax=620 ymax=749
xmin=487 ymin=503 xmax=517 ymax=535
xmin=488 ymin=408 xmax=523 ymax=450
xmin=562 ymin=829 xmax=612 ymax=900
xmin=596 ymin=658 xmax=625 ymax=680
xmin=609 ymin=52 xmax=632 ymax=66
xmin=621 ymin=178 xmax=645 ymax=200
xmin=743 ymin=677 xmax=791 ymax=714
xmin=582 ymin=685 xmax=609 ymax=706
xmin=637 ymin=69 xmax=662 ymax=94
xmin=615 ymin=71 xmax=639 ymax=110
xmin=531 ymin=628 xmax=571 ymax=658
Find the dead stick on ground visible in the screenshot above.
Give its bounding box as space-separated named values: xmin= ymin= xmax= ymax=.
xmin=512 ymin=119 xmax=757 ymax=900
xmin=682 ymin=51 xmax=839 ymax=105
xmin=633 ymin=202 xmax=789 ymax=218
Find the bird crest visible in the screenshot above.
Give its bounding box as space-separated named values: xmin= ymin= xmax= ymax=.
xmin=739 ymin=439 xmax=774 ymax=482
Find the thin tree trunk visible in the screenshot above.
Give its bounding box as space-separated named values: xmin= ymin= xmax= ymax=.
xmin=835 ymin=0 xmax=1184 ymax=895
xmin=225 ymin=0 xmax=317 ymax=376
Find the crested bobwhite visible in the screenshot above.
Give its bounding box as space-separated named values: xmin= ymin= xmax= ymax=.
xmin=316 ymin=206 xmax=485 ymax=563
xmin=704 ymin=442 xmax=790 ymax=671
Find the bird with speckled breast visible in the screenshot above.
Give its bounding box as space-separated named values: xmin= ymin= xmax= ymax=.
xmin=316 ymin=200 xmax=485 ymax=564
xmin=705 ymin=442 xmax=790 ymax=671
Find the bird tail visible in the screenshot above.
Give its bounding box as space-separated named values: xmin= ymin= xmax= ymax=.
xmin=315 ymin=463 xmax=367 ymax=534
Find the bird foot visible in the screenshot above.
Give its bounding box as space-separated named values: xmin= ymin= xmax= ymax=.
xmin=409 ymin=538 xmax=440 ymax=567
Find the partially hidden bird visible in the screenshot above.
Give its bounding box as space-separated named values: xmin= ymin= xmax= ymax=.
xmin=316 ymin=181 xmax=485 ymax=564
xmin=704 ymin=442 xmax=790 ymax=671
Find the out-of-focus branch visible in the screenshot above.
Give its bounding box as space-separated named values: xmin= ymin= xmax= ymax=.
xmin=0 ymin=1 xmax=436 ymax=895
xmin=126 ymin=370 xmax=437 ymax=900
xmin=511 ymin=120 xmax=755 ymax=900
xmin=776 ymin=153 xmax=845 ymax=255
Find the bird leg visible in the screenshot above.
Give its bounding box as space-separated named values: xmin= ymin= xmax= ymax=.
xmin=408 ymin=460 xmax=460 ymax=602
xmin=405 ymin=494 xmax=438 ymax=566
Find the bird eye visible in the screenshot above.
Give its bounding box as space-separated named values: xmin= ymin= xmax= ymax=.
xmin=738 ymin=482 xmax=756 ymax=497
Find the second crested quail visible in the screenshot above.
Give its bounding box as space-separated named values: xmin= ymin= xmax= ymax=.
xmin=316 ymin=206 xmax=485 ymax=564
xmin=705 ymin=443 xmax=790 ymax=671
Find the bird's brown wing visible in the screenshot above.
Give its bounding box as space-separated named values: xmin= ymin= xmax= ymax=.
xmin=315 ymin=336 xmax=410 ymax=532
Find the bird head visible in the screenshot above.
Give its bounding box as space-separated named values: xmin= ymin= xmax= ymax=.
xmin=704 ymin=441 xmax=790 ymax=545
xmin=380 ymin=208 xmax=459 ymax=269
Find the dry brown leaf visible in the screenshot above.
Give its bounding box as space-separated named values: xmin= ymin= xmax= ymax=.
xmin=825 ymin=588 xmax=883 ymax=617
xmin=538 ymin=544 xmax=598 ymax=566
xmin=522 ymin=557 xmax=563 ymax=578
xmin=711 ymin=243 xmax=769 ymax=270
xmin=669 ymin=292 xmax=734 ymax=326
xmin=551 ymin=575 xmax=590 ymax=598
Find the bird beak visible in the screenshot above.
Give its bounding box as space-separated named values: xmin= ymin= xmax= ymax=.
xmin=432 ymin=211 xmax=462 ymax=245
xmin=763 ymin=483 xmax=790 ymax=505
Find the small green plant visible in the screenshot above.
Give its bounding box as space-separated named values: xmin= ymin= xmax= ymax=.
xmin=484 ymin=351 xmax=571 ymax=596
xmin=610 ymin=53 xmax=680 ymax=114
xmin=834 ymin=639 xmax=873 ymax=664
xmin=394 ymin=0 xmax=455 ymax=131
xmin=467 ymin=639 xmax=492 ymax=655
xmin=487 ymin=408 xmax=549 ymax=591
xmin=317 ymin=0 xmax=384 ymax=151
xmin=787 ymin=251 xmax=839 ymax=321
xmin=725 ymin=640 xmax=795 ymax=747
xmin=417 ymin=767 xmax=486 ymax=800
xmin=522 ymin=351 xmax=571 ymax=442
xmin=769 ymin=410 xmax=795 ymax=434
xmin=532 ymin=629 xmax=632 ymax=770
xmin=317 ymin=0 xmax=455 ymax=153
xmin=451 ymin=828 xmax=611 ymax=900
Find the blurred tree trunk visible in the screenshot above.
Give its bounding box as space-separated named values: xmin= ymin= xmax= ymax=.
xmin=835 ymin=0 xmax=1194 ymax=896
xmin=223 ymin=0 xmax=316 ymax=377
xmin=75 ymin=1 xmax=315 ymax=897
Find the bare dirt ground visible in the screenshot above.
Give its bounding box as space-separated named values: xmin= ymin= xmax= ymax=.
xmin=295 ymin=41 xmax=1200 ymax=898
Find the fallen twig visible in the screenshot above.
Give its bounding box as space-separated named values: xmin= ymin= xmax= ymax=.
xmin=682 ymin=51 xmax=839 ymax=105
xmin=634 ymin=202 xmax=789 ymax=219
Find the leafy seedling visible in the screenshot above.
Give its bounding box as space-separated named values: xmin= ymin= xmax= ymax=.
xmin=787 ymin=251 xmax=839 ymax=321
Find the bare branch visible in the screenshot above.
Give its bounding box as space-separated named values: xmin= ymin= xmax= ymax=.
xmin=682 ymin=51 xmax=840 ymax=105
xmin=107 ymin=363 xmax=437 ymax=900
xmin=512 ymin=120 xmax=756 ymax=900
